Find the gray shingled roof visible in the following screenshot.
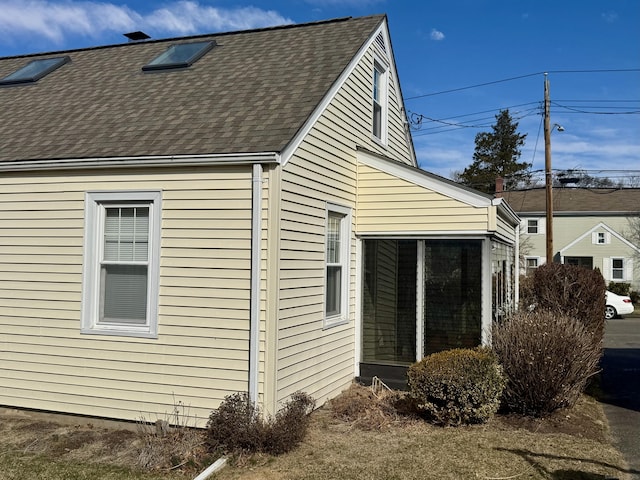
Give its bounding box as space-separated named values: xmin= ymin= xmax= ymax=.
xmin=0 ymin=15 xmax=384 ymax=163
xmin=502 ymin=188 xmax=640 ymax=214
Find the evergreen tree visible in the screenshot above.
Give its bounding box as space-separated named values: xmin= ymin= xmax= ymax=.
xmin=454 ymin=110 xmax=530 ymax=194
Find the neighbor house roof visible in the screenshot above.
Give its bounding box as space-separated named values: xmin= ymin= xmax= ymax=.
xmin=502 ymin=187 xmax=640 ymax=215
xmin=0 ymin=15 xmax=384 ymax=163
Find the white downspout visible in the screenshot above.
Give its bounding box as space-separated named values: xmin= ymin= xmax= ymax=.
xmin=249 ymin=163 xmax=263 ymax=404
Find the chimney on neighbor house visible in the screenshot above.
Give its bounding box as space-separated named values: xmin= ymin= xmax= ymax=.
xmin=124 ymin=31 xmax=151 ymax=42
xmin=495 ymin=177 xmax=504 ymax=197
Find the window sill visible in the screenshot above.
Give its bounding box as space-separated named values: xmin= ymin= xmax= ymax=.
xmin=323 ymin=315 xmax=349 ymax=330
xmin=371 ymin=135 xmax=388 ymax=148
xmin=81 ymin=326 xmax=158 ymax=339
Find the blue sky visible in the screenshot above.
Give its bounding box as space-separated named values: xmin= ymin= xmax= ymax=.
xmin=1 ymin=0 xmax=638 ymax=183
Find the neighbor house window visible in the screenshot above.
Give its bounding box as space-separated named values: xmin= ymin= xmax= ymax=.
xmin=325 ymin=204 xmax=351 ymax=327
xmin=593 ymin=231 xmax=610 ymax=244
xmin=527 ymin=219 xmax=539 ymax=234
xmin=611 ymin=258 xmax=625 ymax=280
xmin=82 ymin=191 xmax=161 ymax=337
xmin=525 ymin=257 xmax=539 ymax=276
xmin=372 ymin=60 xmax=388 ymax=143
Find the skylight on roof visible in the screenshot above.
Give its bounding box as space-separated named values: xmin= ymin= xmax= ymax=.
xmin=142 ymin=41 xmax=215 ymax=71
xmin=0 ymin=56 xmax=70 ymax=86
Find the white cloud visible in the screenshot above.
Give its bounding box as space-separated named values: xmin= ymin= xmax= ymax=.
xmin=0 ymin=0 xmax=293 ymax=44
xmin=430 ymin=28 xmax=445 ymax=41
xmin=601 ymin=11 xmax=618 ymax=23
xmin=304 ymin=0 xmax=384 ymax=5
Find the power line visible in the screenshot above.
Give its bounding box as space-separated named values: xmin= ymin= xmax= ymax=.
xmin=405 ymin=73 xmax=541 ymax=100
xmin=409 ymin=104 xmax=541 ymax=135
xmin=551 ymin=101 xmax=640 ymax=115
xmin=405 ymin=68 xmax=640 ymax=101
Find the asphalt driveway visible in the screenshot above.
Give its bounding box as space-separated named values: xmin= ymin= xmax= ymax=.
xmin=601 ymin=313 xmax=640 ymax=478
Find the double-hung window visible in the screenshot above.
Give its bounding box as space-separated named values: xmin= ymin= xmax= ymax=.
xmin=611 ymin=258 xmax=625 ymax=280
xmin=325 ymin=204 xmax=351 ymax=327
xmin=82 ymin=191 xmax=161 ymax=337
xmin=372 ymin=60 xmax=388 ymax=143
xmin=527 ymin=219 xmax=539 ymax=234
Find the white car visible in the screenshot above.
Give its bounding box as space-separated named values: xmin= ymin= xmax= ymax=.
xmin=605 ymin=290 xmax=635 ymax=319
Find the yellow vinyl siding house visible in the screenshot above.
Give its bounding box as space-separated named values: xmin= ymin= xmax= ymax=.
xmin=0 ymin=15 xmax=519 ymax=425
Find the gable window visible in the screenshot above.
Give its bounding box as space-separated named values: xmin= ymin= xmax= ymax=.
xmin=527 ymin=219 xmax=539 ymax=234
xmin=325 ymin=204 xmax=351 ymax=327
xmin=372 ymin=59 xmax=388 ymax=143
xmin=82 ymin=191 xmax=161 ymax=337
xmin=611 ymin=258 xmax=625 ymax=280
xmin=0 ymin=56 xmax=70 ymax=86
xmin=142 ymin=41 xmax=215 ymax=71
xmin=592 ymin=231 xmax=610 ymax=245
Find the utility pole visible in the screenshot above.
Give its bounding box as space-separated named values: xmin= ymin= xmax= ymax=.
xmin=544 ymin=73 xmax=553 ymax=264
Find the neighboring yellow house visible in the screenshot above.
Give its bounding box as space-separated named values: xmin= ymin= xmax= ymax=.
xmin=0 ymin=15 xmax=519 ymax=425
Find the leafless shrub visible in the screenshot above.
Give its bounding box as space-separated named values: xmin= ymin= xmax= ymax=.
xmin=530 ymin=263 xmax=606 ymax=340
xmin=493 ymin=310 xmax=602 ymax=416
xmin=206 ymin=391 xmax=315 ymax=455
xmin=136 ymin=399 xmax=205 ymax=471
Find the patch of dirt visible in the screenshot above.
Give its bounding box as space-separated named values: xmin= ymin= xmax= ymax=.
xmin=492 ymin=394 xmax=609 ymax=443
xmin=0 ymin=410 xmax=207 ymax=477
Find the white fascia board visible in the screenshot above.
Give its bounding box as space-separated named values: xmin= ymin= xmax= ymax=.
xmin=0 ymin=152 xmax=281 ymax=172
xmin=280 ymin=18 xmax=416 ymax=166
xmin=559 ymin=221 xmax=640 ymax=254
xmin=357 ymin=149 xmax=493 ymax=208
xmin=492 ymin=197 xmax=521 ymax=226
xmin=357 ymin=231 xmax=490 ymax=238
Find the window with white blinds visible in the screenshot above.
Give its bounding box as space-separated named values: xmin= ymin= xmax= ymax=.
xmin=101 ymin=206 xmax=150 ymax=324
xmin=82 ymin=191 xmax=161 ymax=337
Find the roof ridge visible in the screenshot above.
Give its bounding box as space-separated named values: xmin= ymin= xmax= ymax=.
xmin=0 ymin=14 xmax=385 ymax=61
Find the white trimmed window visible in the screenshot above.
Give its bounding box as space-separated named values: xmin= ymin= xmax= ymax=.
xmin=525 ymin=257 xmax=539 ymax=275
xmin=372 ymin=59 xmax=388 ymax=143
xmin=82 ymin=191 xmax=161 ymax=337
xmin=527 ymin=219 xmax=539 ymax=234
xmin=592 ymin=231 xmax=611 ymax=245
xmin=611 ymin=258 xmax=625 ymax=280
xmin=325 ymin=204 xmax=351 ymax=327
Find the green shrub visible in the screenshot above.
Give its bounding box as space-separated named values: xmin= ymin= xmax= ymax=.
xmin=531 ymin=263 xmax=606 ymax=340
xmin=493 ymin=310 xmax=602 ymax=416
xmin=206 ymin=391 xmax=315 ymax=455
xmin=608 ymin=281 xmax=631 ymax=296
xmin=631 ymin=290 xmax=639 ymax=305
xmin=406 ymin=347 xmax=505 ymax=426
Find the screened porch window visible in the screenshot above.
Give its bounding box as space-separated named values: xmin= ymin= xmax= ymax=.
xmin=82 ymin=191 xmax=161 ymax=337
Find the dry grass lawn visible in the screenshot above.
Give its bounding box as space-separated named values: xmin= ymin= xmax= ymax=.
xmin=0 ymin=385 xmax=634 ymax=480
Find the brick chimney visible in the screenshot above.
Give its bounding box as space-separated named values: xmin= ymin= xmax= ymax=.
xmin=495 ymin=177 xmax=504 ymax=197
